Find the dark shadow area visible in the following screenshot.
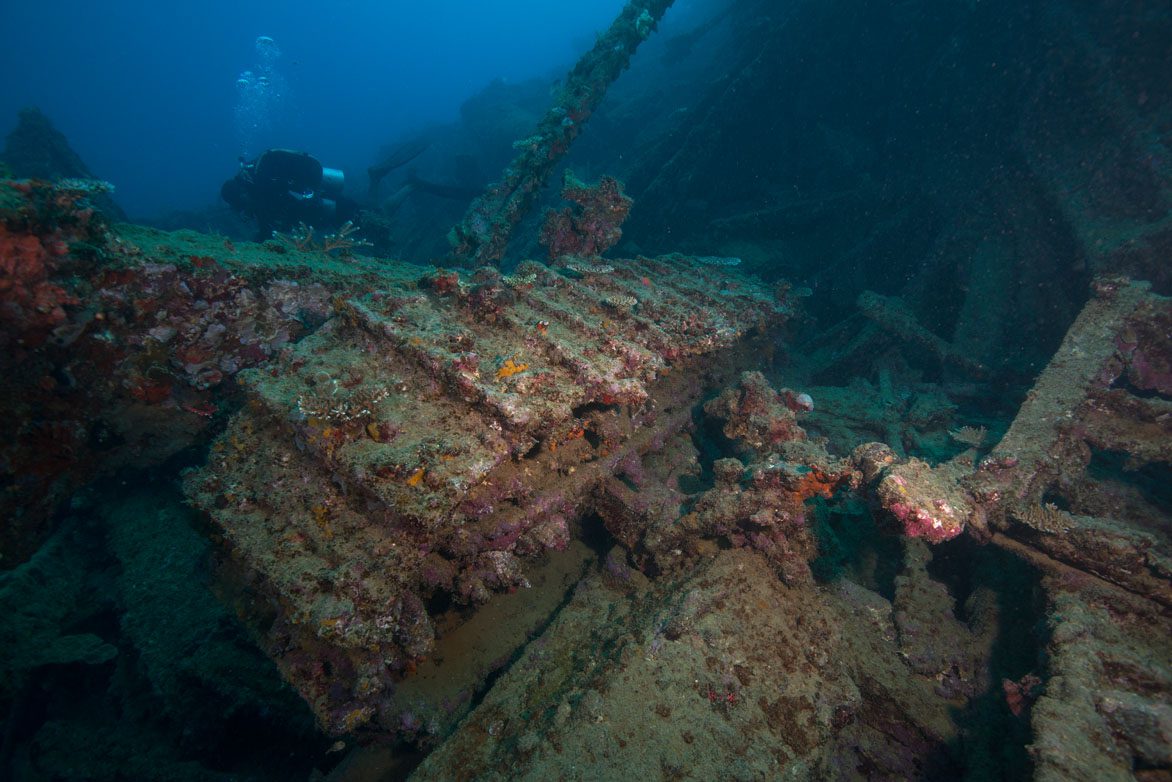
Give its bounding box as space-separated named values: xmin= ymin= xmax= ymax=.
xmin=945 ymin=544 xmax=1046 ymax=782
xmin=680 ymin=396 xmax=737 ymax=496
xmin=1089 ymin=448 xmax=1172 ymax=515
xmin=810 ymin=495 xmax=902 ymax=601
xmin=0 ymin=478 xmax=329 ymax=781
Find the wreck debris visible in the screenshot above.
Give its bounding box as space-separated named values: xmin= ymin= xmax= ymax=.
xmin=597 ymin=371 xmax=857 ymax=585
xmin=4 ymin=169 xmax=1169 ymax=776
xmin=402 ymin=273 xmax=1172 ymax=777
xmin=857 ymin=290 xmax=989 ymax=378
xmin=412 ymin=276 xmax=1172 ymax=777
xmin=855 ymin=277 xmax=1172 ymax=778
xmin=963 ymin=278 xmax=1172 ymax=604
xmin=448 ymin=0 xmax=676 ymax=265
xmin=848 ymin=278 xmax=1171 ymax=589
xmin=185 ymin=253 xmax=788 ymax=733
xmin=410 ymin=545 xmax=970 ymax=780
xmin=1028 ymin=569 xmax=1172 ymax=780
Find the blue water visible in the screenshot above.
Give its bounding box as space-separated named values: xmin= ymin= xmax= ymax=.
xmin=0 ymin=0 xmax=624 ymax=217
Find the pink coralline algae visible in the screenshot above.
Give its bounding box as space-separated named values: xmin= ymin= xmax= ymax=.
xmin=886 ymin=500 xmax=962 ymax=544
xmin=876 ymin=459 xmax=971 ymax=543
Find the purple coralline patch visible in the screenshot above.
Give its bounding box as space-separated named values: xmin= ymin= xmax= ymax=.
xmin=617 ymin=453 xmax=646 ymax=487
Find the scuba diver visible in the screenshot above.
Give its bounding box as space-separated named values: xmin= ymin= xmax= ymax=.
xmin=221 ymin=149 xmax=360 ymax=239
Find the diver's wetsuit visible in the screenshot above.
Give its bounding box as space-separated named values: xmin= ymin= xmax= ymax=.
xmin=221 ymin=149 xmax=359 ymax=240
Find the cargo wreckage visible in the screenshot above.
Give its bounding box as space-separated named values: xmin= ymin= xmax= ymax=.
xmin=183 ymin=253 xmax=791 ymax=732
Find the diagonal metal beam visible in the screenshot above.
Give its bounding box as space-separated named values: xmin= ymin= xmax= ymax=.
xmin=448 ymin=0 xmax=676 ymax=267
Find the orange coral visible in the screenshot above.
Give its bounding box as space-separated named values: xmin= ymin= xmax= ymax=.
xmin=496 ymin=358 xmax=529 ymax=381
xmin=791 ymin=469 xmax=841 ymax=501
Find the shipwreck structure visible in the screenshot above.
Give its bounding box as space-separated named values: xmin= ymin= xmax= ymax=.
xmin=2 ymin=0 xmax=1170 ymax=776
xmin=184 ymin=253 xmax=789 ymax=732
xmin=1 ymin=146 xmax=1169 ymax=781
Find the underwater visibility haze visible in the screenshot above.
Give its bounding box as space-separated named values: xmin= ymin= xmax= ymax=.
xmin=0 ymin=0 xmax=1170 ymax=780
xmin=0 ymin=0 xmax=627 ymax=218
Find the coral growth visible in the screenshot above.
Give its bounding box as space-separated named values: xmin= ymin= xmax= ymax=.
xmin=539 ymin=171 xmax=633 ymax=260
xmin=271 ymin=220 xmax=372 ymax=256
xmin=0 ymin=178 xmax=112 ymax=354
xmin=0 ymin=223 xmax=77 ymax=349
xmin=703 ymin=371 xmax=811 ymax=457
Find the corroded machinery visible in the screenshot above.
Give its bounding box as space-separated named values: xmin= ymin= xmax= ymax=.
xmin=185 ymin=254 xmax=787 ymax=732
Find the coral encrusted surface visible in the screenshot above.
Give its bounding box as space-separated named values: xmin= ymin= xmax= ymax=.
xmin=184 ymin=253 xmax=789 ymax=733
